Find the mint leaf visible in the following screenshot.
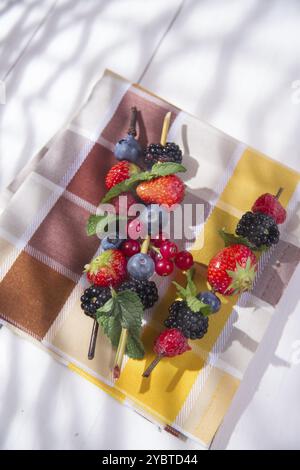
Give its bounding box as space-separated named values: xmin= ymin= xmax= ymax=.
xmin=218 ymin=228 xmax=268 ymax=252
xmin=96 ymin=297 xmax=115 ymax=316
xmin=86 ymin=213 xmax=118 ymax=236
xmin=185 ymin=268 xmax=197 ymax=297
xmin=116 ymin=290 xmax=143 ymax=330
xmin=172 ymin=281 xmax=188 ymax=299
xmin=151 ymin=162 xmax=186 ymax=177
xmin=126 ymin=330 xmax=145 ymax=359
xmin=86 ymin=214 xmax=106 ymax=236
xmin=97 ymin=314 xmax=121 ymax=348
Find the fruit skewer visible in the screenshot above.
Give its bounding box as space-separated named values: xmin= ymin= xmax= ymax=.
xmin=143 ymin=188 xmax=287 ymax=377
xmin=82 ymin=108 xmax=189 ymax=377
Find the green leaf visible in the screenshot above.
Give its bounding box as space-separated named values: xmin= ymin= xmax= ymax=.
xmin=172 ymin=281 xmax=188 ymax=299
xmin=150 ymin=162 xmax=186 ymax=177
xmin=126 ymin=330 xmax=145 ymax=359
xmin=116 ymin=290 xmax=144 ymax=330
xmin=96 ymin=297 xmax=115 ymax=317
xmin=186 ymin=297 xmax=206 ymax=313
xmin=86 ymin=213 xmax=118 ymax=236
xmin=218 ymin=228 xmax=269 ymax=252
xmin=97 ymin=314 xmax=122 ymax=348
xmin=185 ymin=268 xmax=197 ymax=297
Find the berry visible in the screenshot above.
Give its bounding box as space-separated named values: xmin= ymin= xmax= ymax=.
xmin=165 ymin=300 xmax=209 ymax=340
xmin=252 ymin=192 xmax=286 ymax=224
xmin=144 ymin=142 xmax=182 ymax=167
xmin=139 ymin=204 xmax=169 ymax=236
xmin=110 ymin=192 xmax=136 ymax=215
xmin=100 ymin=235 xmax=123 ymax=252
xmin=117 ymin=279 xmax=158 ymax=310
xmin=155 ymin=258 xmax=174 ymax=276
xmin=160 ymin=240 xmax=178 ymax=259
xmin=127 ymin=218 xmax=145 ymax=240
xmin=236 ymin=211 xmax=280 ymax=248
xmin=114 ymin=134 xmax=142 ymax=163
xmin=105 ymin=161 xmax=140 ymax=189
xmin=154 ymin=328 xmax=191 ymax=357
xmin=207 ymin=244 xmax=257 ymax=295
xmin=151 ymin=232 xmax=169 ymax=247
xmin=136 ymin=175 xmax=185 ymax=207
xmin=121 ymin=239 xmax=140 ymax=257
xmin=84 ymin=249 xmax=127 ymax=287
xmin=196 ymin=291 xmax=221 ymax=314
xmin=174 ymin=251 xmax=194 ymax=270
xmin=80 ymin=285 xmax=111 ymax=319
xmin=127 ymin=253 xmax=155 ymax=280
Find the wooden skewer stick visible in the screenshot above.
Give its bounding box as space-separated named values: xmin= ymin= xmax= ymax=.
xmin=113 ymin=327 xmax=128 ymax=380
xmin=143 ymin=354 xmax=164 ymax=378
xmin=275 ymin=187 xmax=284 ymax=199
xmin=88 ymin=319 xmax=99 ymax=360
xmin=160 ymin=112 xmax=171 ymax=146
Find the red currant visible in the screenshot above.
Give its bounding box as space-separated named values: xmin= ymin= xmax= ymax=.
xmin=160 ymin=241 xmax=178 ymax=260
xmin=150 ymin=249 xmax=163 ymax=263
xmin=174 ymin=251 xmax=194 ymax=270
xmin=155 ymin=258 xmax=174 ymax=276
xmin=151 ymin=232 xmax=169 ymax=247
xmin=121 ymin=239 xmax=140 ymax=257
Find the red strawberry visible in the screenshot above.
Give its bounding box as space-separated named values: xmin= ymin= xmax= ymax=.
xmin=136 ymin=175 xmax=185 ymax=207
xmin=143 ymin=328 xmax=191 ymax=377
xmin=105 ymin=161 xmax=140 ymax=189
xmin=252 ymin=192 xmax=286 ymax=224
xmin=207 ymin=244 xmax=257 ymax=296
xmin=84 ymin=249 xmax=127 ymax=287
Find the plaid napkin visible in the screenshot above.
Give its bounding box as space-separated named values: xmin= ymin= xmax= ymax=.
xmin=0 ymin=70 xmax=299 ymax=448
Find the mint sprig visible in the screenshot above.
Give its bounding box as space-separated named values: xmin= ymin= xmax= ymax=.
xmin=86 ymin=213 xmax=126 ymax=237
xmin=172 ymin=269 xmax=213 ymax=316
xmin=101 ymin=162 xmax=186 ymax=203
xmin=218 ymin=228 xmax=268 ymax=252
xmin=96 ymin=289 xmax=145 ymax=359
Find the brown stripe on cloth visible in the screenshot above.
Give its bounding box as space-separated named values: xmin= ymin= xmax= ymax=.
xmin=28 ymin=196 xmax=100 ymax=275
xmin=66 ymin=143 xmax=115 ymax=206
xmin=0 ymin=251 xmax=75 ymax=340
xmin=252 ymin=239 xmax=300 ymax=306
xmin=101 ymin=88 xmax=179 ymax=148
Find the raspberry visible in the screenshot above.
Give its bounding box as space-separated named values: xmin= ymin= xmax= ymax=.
xmin=117 ymin=279 xmax=158 ymax=310
xmin=165 ymin=300 xmax=209 ymax=340
xmin=236 ymin=211 xmax=280 ymax=248
xmin=252 ymin=192 xmax=286 ymax=224
xmin=144 ymin=142 xmax=182 ymax=167
xmin=80 ymin=285 xmax=111 ymax=319
xmin=154 ymin=328 xmax=191 ymax=357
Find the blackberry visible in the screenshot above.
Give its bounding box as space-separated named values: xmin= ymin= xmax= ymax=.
xmin=118 ymin=279 xmax=158 ymax=310
xmin=236 ymin=211 xmax=280 ymax=248
xmin=144 ymin=142 xmax=182 ymax=167
xmin=80 ymin=285 xmax=111 ymax=319
xmin=165 ymin=300 xmax=209 ymax=340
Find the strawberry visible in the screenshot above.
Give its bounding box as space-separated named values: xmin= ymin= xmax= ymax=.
xmin=143 ymin=328 xmax=191 ymax=377
xmin=105 ymin=161 xmax=140 ymax=189
xmin=252 ymin=192 xmax=286 ymax=224
xmin=84 ymin=249 xmax=127 ymax=287
xmin=207 ymin=244 xmax=257 ymax=296
xmin=136 ymin=175 xmax=184 ymax=207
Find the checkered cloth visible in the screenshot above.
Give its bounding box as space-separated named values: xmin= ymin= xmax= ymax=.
xmin=0 ymin=70 xmax=299 ymax=448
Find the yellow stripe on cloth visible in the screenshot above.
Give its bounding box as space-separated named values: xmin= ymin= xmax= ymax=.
xmin=68 ymin=363 xmax=125 ymax=402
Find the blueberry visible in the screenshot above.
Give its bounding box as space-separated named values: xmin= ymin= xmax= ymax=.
xmin=114 ymin=134 xmax=142 ymax=163
xmin=139 ymin=204 xmax=169 ymax=235
xmin=127 ymin=253 xmax=155 ymax=280
xmin=100 ymin=235 xmax=123 ymax=251
xmin=196 ymin=291 xmax=221 ymax=314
